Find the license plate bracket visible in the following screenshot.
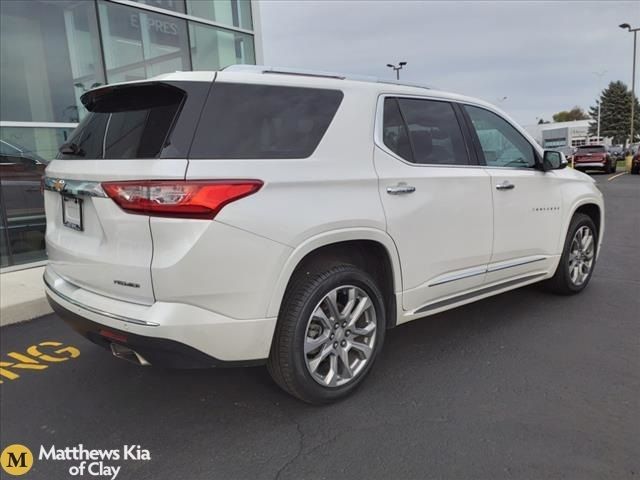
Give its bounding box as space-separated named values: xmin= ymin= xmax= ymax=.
xmin=62 ymin=194 xmax=83 ymax=231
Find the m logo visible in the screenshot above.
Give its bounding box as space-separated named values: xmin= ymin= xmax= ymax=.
xmin=1 ymin=444 xmax=33 ymax=476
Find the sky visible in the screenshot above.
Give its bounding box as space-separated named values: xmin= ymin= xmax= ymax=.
xmin=258 ymin=0 xmax=640 ymax=125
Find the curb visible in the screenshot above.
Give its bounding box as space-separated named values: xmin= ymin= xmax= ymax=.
xmin=0 ymin=266 xmax=52 ymax=327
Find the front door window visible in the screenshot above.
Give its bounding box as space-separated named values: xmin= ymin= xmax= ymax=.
xmin=464 ymin=105 xmax=536 ymax=168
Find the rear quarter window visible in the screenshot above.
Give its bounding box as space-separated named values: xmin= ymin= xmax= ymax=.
xmin=189 ymin=83 xmax=344 ymax=159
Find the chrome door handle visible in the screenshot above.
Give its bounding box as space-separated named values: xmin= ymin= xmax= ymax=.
xmin=495 ymin=181 xmax=515 ymax=191
xmin=386 ymin=183 xmax=416 ymax=195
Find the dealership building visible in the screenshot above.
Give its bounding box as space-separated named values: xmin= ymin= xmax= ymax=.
xmin=0 ymin=0 xmax=262 ymax=269
xmin=523 ymin=120 xmax=609 ymax=149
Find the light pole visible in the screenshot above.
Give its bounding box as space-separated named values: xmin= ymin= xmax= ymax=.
xmin=592 ymin=70 xmax=606 ymax=142
xmin=386 ymin=62 xmax=407 ymax=80
xmin=619 ymin=23 xmax=639 ymax=146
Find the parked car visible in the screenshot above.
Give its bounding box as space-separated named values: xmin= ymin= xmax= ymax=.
xmin=43 ymin=67 xmax=605 ymax=403
xmin=632 ymin=150 xmax=640 ymax=174
xmin=573 ymin=145 xmax=616 ymax=173
xmin=609 ymin=145 xmax=625 ymax=162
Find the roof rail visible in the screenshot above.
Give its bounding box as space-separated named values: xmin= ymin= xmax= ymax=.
xmin=222 ymin=65 xmax=432 ymax=90
xmin=223 ymin=65 xmax=377 ymax=82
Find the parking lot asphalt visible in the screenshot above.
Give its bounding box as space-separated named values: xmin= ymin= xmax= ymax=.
xmin=1 ymin=172 xmax=638 ymax=480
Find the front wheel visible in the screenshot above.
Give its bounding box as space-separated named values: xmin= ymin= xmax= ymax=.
xmin=268 ymin=263 xmax=385 ymax=404
xmin=545 ymin=213 xmax=597 ymax=295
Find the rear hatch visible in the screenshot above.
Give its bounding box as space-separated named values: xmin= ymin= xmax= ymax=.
xmin=574 ymin=146 xmax=606 ymax=163
xmin=44 ymin=77 xmax=212 ymax=304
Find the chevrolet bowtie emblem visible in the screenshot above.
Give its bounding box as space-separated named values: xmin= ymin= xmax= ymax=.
xmin=53 ymin=179 xmax=66 ymax=192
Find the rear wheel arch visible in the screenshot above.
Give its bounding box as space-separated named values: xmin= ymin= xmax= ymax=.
xmin=267 ymin=231 xmax=401 ymax=328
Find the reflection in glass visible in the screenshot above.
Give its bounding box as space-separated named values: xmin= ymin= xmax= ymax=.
xmin=0 ymin=127 xmax=73 ymax=267
xmin=186 ymin=0 xmax=252 ymax=30
xmin=130 ymin=0 xmax=186 ymax=13
xmin=189 ymin=22 xmax=255 ymax=70
xmin=0 ymin=0 xmax=104 ymax=123
xmin=0 ymin=203 xmax=9 ymax=268
xmin=98 ymin=0 xmax=191 ymax=83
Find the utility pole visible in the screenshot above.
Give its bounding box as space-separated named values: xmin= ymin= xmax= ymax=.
xmin=592 ymin=70 xmax=606 ymax=142
xmin=619 ymin=24 xmax=639 ymax=146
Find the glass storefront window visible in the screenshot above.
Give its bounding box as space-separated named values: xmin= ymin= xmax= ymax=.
xmin=0 ymin=0 xmax=105 ymax=123
xmin=0 ymin=127 xmax=74 ymax=162
xmin=189 ymin=22 xmax=255 ymax=70
xmin=186 ymin=0 xmax=252 ymax=30
xmin=0 ymin=206 xmax=9 ymax=268
xmin=130 ymin=0 xmax=186 ymax=13
xmin=98 ymin=0 xmax=191 ymax=83
xmin=0 ymin=127 xmax=74 ymax=267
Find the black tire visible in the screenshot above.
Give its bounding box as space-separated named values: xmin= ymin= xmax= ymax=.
xmin=611 ymin=160 xmax=617 ymax=173
xmin=632 ymin=165 xmax=639 ymax=175
xmin=604 ymin=161 xmax=612 ymax=174
xmin=268 ymin=262 xmax=386 ymax=404
xmin=545 ymin=213 xmax=597 ymax=295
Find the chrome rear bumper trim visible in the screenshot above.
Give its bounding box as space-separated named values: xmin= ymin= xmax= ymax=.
xmin=44 ymin=275 xmax=159 ymax=327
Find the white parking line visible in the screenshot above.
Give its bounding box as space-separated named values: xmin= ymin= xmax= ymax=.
xmin=608 ymin=172 xmax=627 ymax=182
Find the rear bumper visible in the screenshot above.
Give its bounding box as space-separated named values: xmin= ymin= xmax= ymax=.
xmin=574 ymin=161 xmax=607 ymax=169
xmin=47 ymin=298 xmax=264 ymax=368
xmin=44 ymin=267 xmax=275 ymax=367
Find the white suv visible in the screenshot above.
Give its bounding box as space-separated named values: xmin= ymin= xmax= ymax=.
xmin=44 ymin=66 xmax=604 ymax=403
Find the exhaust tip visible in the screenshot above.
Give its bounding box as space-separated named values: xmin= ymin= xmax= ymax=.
xmin=110 ymin=343 xmax=151 ymax=366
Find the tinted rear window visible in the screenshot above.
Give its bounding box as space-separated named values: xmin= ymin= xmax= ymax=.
xmin=189 ymin=83 xmax=344 ymax=159
xmin=577 ymin=146 xmax=606 ymax=153
xmin=57 ymin=83 xmax=187 ymax=160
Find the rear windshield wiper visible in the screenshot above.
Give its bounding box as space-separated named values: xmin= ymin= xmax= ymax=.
xmin=59 ymin=142 xmax=85 ymax=157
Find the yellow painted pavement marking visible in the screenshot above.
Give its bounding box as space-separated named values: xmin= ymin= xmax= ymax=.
xmin=0 ymin=341 xmax=81 ymax=383
xmin=608 ymin=171 xmax=627 ymax=181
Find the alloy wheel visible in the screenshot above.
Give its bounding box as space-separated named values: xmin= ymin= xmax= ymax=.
xmin=568 ymin=225 xmax=595 ymax=286
xmin=303 ymin=285 xmax=377 ymax=387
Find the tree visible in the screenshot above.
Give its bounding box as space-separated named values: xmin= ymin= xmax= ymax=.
xmin=537 ymin=118 xmax=550 ymax=124
xmin=551 ymin=106 xmax=590 ymax=122
xmin=589 ymin=80 xmax=640 ymax=144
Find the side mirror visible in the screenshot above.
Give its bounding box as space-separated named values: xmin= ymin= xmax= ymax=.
xmin=542 ymin=150 xmax=567 ymax=171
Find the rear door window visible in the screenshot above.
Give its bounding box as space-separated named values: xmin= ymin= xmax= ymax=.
xmin=382 ymin=97 xmax=470 ymax=166
xmin=189 ymin=83 xmax=344 ymax=159
xmin=382 ymin=98 xmax=413 ymax=162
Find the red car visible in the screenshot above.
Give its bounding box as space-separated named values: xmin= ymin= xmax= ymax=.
xmin=573 ymin=145 xmax=616 ymax=173
xmin=632 ymin=148 xmax=640 ymax=175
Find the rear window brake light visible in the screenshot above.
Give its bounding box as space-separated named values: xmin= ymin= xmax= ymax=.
xmin=101 ymin=180 xmax=263 ymax=220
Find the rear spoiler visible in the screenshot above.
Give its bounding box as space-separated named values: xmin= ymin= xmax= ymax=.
xmin=80 ymin=82 xmax=187 ymax=113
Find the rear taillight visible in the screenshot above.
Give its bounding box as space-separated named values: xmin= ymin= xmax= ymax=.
xmin=101 ymin=180 xmax=262 ymax=219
